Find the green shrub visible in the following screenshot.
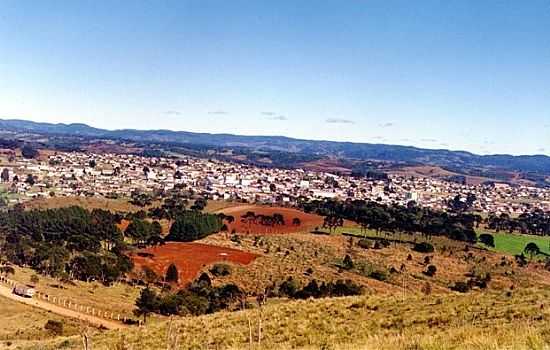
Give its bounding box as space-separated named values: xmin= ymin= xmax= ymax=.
xmin=413 ymin=242 xmax=434 ymax=253
xmin=450 ymin=281 xmax=470 ymax=293
xmin=210 ymin=263 xmax=232 ymax=277
xmin=342 ymin=255 xmax=354 ymax=270
xmin=357 ymin=239 xmax=370 ymax=249
xmin=478 ymin=233 xmax=495 ymax=248
xmin=44 ymin=320 xmax=63 ymax=336
xmin=424 ymin=265 xmax=437 ymax=277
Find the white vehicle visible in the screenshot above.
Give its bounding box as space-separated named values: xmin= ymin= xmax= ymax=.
xmin=13 ymin=285 xmax=36 ymax=298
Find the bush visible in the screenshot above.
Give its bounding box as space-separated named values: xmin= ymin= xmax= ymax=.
xmin=293 ymin=279 xmax=363 ymax=299
xmin=342 ymin=255 xmax=354 ymax=270
xmin=44 ymin=320 xmax=63 ymax=336
xmin=279 ymin=277 xmax=300 ymax=297
xmin=357 ymin=239 xmax=370 ymax=249
xmin=210 ymin=263 xmax=232 ymax=277
xmin=478 ymin=233 xmax=495 ymax=248
xmin=450 ymin=281 xmax=470 ymax=293
xmin=30 ymin=274 xmax=39 ymax=284
xmin=165 ymin=263 xmax=178 ymax=283
xmin=369 ymin=270 xmax=388 ymax=281
xmin=424 ymin=265 xmax=437 ymax=277
xmin=413 ymin=242 xmax=434 ymax=253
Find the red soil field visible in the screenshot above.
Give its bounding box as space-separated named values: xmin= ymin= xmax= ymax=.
xmin=217 ymin=205 xmax=325 ymax=234
xmin=129 ymin=242 xmax=258 ymax=285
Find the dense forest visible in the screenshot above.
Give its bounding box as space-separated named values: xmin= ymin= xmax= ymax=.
xmin=0 ymin=206 xmax=133 ymax=284
xmin=165 ymin=211 xmax=223 ymax=242
xmin=0 ymin=202 xmax=225 ymax=284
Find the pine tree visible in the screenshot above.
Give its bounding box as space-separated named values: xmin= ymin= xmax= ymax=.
xmin=165 ymin=263 xmax=179 ymax=283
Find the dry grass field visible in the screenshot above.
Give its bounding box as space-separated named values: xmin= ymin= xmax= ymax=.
xmin=10 ymin=266 xmax=140 ymax=318
xmin=23 ymin=196 xmax=161 ymax=213
xmin=0 ymin=295 xmax=86 ymax=348
xmin=202 ymin=230 xmax=550 ymax=295
xmin=14 ymin=287 xmax=550 ymax=350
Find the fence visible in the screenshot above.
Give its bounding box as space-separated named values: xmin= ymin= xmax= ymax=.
xmin=0 ymin=275 xmax=133 ymax=324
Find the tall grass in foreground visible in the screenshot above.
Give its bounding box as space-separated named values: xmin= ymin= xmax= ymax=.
xmin=14 ymin=287 xmax=550 ymax=350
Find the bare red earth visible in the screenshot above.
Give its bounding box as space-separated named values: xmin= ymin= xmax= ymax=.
xmin=130 ymin=242 xmax=258 ymax=285
xmin=217 ymin=205 xmax=325 ymax=234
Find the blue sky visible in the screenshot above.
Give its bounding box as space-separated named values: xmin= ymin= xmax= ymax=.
xmin=0 ymin=1 xmax=549 ymax=155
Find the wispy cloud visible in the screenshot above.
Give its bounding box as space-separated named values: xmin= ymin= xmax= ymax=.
xmin=537 ymin=147 xmax=546 ymax=153
xmin=208 ymin=111 xmax=229 ymax=115
xmin=164 ymin=110 xmax=182 ymax=116
xmin=261 ymin=112 xmax=276 ymax=116
xmin=268 ymin=115 xmax=287 ymax=121
xmin=326 ymin=118 xmax=355 ymax=124
xmin=379 ymin=122 xmax=394 ymax=128
xmin=420 ymin=138 xmax=438 ymax=142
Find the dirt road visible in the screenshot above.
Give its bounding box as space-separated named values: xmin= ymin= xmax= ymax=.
xmin=0 ymin=283 xmax=126 ymax=330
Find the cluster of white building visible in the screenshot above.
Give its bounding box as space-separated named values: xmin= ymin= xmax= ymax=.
xmin=1 ymin=151 xmax=549 ymax=215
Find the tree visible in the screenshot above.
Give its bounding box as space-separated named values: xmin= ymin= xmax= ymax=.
xmin=478 ymin=233 xmax=495 ymax=248
xmin=44 ymin=320 xmax=64 ymax=336
xmin=1 ymin=168 xmax=9 ymax=182
xmin=21 ymin=145 xmax=38 ymax=159
xmin=134 ymin=287 xmax=159 ymax=323
xmin=342 ymin=254 xmax=354 ymax=270
xmin=166 ymin=211 xmax=223 ymax=242
xmin=25 ymin=174 xmax=35 ymax=186
xmin=125 ymin=219 xmax=154 ymax=245
xmin=524 ymin=242 xmax=541 ymax=260
xmin=165 ymin=263 xmax=179 ymax=283
xmin=323 ymin=214 xmax=344 ymax=233
xmin=413 ymin=242 xmax=434 ymax=253
xmin=0 ymin=265 xmax=15 ymax=276
xmin=292 ymin=217 xmax=301 ymax=226
xmin=424 ymin=265 xmax=437 ymax=277
xmin=191 ymin=197 xmax=207 ymax=211
xmin=142 ymin=267 xmax=159 ymax=286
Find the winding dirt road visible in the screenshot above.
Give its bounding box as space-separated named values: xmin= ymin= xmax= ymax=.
xmin=0 ymin=283 xmax=126 ymax=330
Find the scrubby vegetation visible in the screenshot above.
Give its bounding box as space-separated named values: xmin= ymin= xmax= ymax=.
xmin=134 ymin=273 xmax=243 ymax=322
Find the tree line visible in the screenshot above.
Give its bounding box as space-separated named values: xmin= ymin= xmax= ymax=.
xmin=487 ymin=210 xmax=550 ymax=236
xmin=0 ymin=206 xmax=133 ymax=284
xmin=300 ymin=198 xmax=479 ymax=242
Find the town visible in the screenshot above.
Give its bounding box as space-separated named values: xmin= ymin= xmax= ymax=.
xmin=1 ymin=149 xmax=548 ymax=215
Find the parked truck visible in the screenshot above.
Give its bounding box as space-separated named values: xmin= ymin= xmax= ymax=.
xmin=13 ymin=285 xmax=36 ymax=298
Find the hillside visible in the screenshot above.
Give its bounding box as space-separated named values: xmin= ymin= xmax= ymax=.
xmin=14 ymin=287 xmax=550 ymax=350
xmin=1 ymin=118 xmax=549 ymax=177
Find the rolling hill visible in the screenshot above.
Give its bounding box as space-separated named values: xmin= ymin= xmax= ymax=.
xmin=0 ymin=118 xmax=549 ymax=180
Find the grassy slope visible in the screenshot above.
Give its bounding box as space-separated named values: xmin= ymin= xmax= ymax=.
xmin=11 ymin=266 xmax=140 ymax=317
xmin=489 ymin=232 xmax=550 ymax=256
xmin=338 ymin=224 xmax=550 ymax=259
xmin=0 ymin=295 xmax=86 ymax=347
xmin=16 ymin=287 xmax=550 ymax=350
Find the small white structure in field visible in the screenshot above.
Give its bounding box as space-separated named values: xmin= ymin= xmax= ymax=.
xmin=13 ymin=285 xmax=36 ymax=298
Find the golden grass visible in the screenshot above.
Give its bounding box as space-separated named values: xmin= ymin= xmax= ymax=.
xmin=23 ymin=196 xmax=161 ymax=213
xmin=14 ymin=287 xmax=550 ymax=350
xmin=12 ymin=266 xmax=140 ymax=318
xmin=0 ymin=295 xmax=85 ymax=347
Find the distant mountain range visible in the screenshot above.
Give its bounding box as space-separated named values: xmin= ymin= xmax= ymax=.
xmin=0 ymin=118 xmax=549 ymax=178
